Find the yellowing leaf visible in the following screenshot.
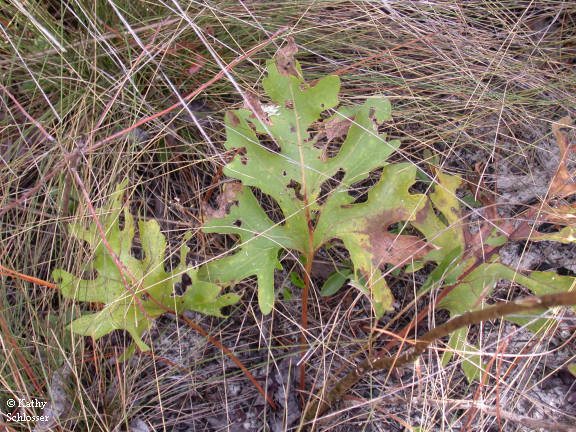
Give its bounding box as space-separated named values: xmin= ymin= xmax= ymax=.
xmin=53 ymin=182 xmax=239 ymax=353
xmin=200 ymin=55 xmax=429 ymax=316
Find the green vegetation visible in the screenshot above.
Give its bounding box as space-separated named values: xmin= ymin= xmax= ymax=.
xmin=52 ymin=181 xmax=238 ymax=353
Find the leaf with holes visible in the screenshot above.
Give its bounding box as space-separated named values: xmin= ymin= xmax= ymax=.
xmin=200 ymin=50 xmax=434 ymax=316
xmin=53 ymin=182 xmax=239 ymax=352
xmin=410 ymin=172 xmax=576 ymax=381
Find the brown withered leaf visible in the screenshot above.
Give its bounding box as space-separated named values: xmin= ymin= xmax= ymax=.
xmin=368 ymin=228 xmax=434 ymax=268
xmin=325 ymin=116 xmax=352 ymax=143
xmin=276 ymin=37 xmax=299 ymax=77
xmin=550 ymin=117 xmax=576 ymax=198
xmin=508 ymin=118 xmax=576 ymax=244
xmin=538 ymin=203 xmax=576 ymax=225
xmin=202 ymin=182 xmax=243 ymax=221
xmin=462 ymin=203 xmax=516 ymax=259
xmin=320 ymin=116 xmax=353 ymax=161
xmin=243 ymin=92 xmax=272 ymax=126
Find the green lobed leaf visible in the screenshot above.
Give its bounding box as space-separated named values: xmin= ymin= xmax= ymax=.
xmin=411 ymin=171 xmax=464 ymax=264
xmin=53 ymin=182 xmax=239 ymax=353
xmin=409 ymin=170 xmax=576 ymax=380
xmin=201 ymin=54 xmax=431 ymax=316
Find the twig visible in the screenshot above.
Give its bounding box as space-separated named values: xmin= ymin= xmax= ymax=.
xmin=458 ymin=402 xmax=576 ymax=432
xmin=0 ymin=264 xmax=56 ymax=289
xmin=349 ymin=394 xmax=576 ymax=432
xmin=0 ymin=81 xmax=55 ymax=142
xmin=177 ymin=313 xmax=278 ymax=411
xmin=0 ymin=300 xmax=45 ymax=396
xmin=303 ymin=290 xmax=576 ymax=421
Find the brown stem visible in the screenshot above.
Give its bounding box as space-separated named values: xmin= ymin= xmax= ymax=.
xmin=293 ymin=69 xmax=317 ymax=398
xmin=374 ymin=247 xmax=498 ymax=360
xmin=0 ymin=300 xmax=45 ymax=396
xmin=177 ymin=314 xmax=278 ymax=411
xmin=303 ymin=290 xmax=576 ymax=421
xmin=354 ymin=394 xmax=576 ymax=432
xmin=0 ymin=264 xmax=57 ymax=289
xmin=107 ymin=269 xmax=278 ymax=411
xmin=299 ymin=252 xmax=313 ymax=398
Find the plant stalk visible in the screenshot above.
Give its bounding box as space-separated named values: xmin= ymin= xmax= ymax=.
xmin=303 ymin=290 xmax=576 ymax=421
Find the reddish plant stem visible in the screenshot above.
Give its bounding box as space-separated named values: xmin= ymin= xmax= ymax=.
xmin=202 ymin=148 xmax=241 ymax=204
xmin=0 ymin=264 xmax=56 ymax=289
xmin=0 ymin=269 xmax=55 ymax=397
xmin=374 ymin=206 xmax=540 ymax=360
xmin=138 ymin=285 xmax=278 ymax=411
xmin=0 ymin=81 xmax=55 ymax=142
xmin=177 ymin=313 xmax=278 ymax=411
xmin=299 ymin=247 xmax=314 ymax=399
xmin=0 ymin=302 xmax=45 ymax=396
xmin=463 ymin=337 xmax=507 ymax=431
xmin=298 ymin=190 xmax=316 ymax=396
xmin=303 ymin=220 xmax=534 ymax=420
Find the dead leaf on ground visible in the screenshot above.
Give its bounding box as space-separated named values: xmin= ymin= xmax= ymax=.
xmin=550 ymin=116 xmax=576 ymax=198
xmin=202 ymin=182 xmax=244 ymax=221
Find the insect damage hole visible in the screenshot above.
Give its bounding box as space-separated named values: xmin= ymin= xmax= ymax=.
xmin=349 ymin=168 xmax=384 ymax=204
xmin=255 ymin=132 xmax=280 ymax=153
xmin=287 ymin=179 xmax=304 ymax=201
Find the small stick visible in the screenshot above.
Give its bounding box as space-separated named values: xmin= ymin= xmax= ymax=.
xmin=178 ymin=313 xmax=278 ymax=411
xmin=303 ymin=290 xmax=576 ymax=421
xmin=0 ymin=81 xmax=55 ymax=142
xmin=0 ymin=264 xmax=56 ymax=289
